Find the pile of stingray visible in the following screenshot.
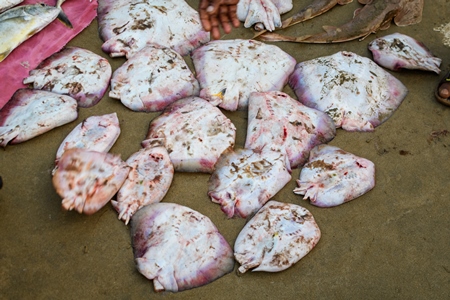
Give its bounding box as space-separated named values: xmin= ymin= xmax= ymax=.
xmin=0 ymin=0 xmax=442 ymax=294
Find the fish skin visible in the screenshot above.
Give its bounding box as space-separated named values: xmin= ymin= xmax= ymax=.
xmin=257 ymin=0 xmax=424 ymax=43
xmin=0 ymin=0 xmax=71 ymax=62
xmin=0 ymin=89 xmax=78 ymax=147
xmin=0 ymin=0 xmax=23 ymax=13
xmin=368 ymin=32 xmax=442 ymax=74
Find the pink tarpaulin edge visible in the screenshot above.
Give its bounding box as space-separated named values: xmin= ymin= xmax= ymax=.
xmin=0 ymin=0 xmax=98 ymax=110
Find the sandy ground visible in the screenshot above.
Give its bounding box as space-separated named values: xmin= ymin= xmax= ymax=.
xmin=1 ymin=1 xmax=449 ymax=299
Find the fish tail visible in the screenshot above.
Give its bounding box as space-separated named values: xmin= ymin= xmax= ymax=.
xmin=56 ymin=0 xmax=72 ymax=28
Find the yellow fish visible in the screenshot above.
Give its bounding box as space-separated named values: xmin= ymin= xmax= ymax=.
xmin=0 ymin=0 xmax=72 ymax=63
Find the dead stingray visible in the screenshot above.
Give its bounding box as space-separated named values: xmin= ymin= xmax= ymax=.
xmin=256 ymin=0 xmax=424 ymax=43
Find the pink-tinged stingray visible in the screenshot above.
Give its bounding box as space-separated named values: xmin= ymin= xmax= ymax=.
xmin=97 ymin=0 xmax=209 ymax=57
xmin=109 ymin=44 xmax=199 ymax=112
xmin=143 ymin=97 xmax=236 ymax=173
xmin=289 ymin=51 xmax=408 ymax=131
xmin=0 ymin=89 xmax=78 ymax=147
xmin=112 ymin=141 xmax=174 ymax=225
xmin=245 ymin=91 xmax=336 ymax=168
xmin=53 ymin=113 xmax=121 ymax=174
xmin=234 ymin=200 xmax=321 ymax=273
xmin=294 ymin=144 xmax=375 ymax=207
xmin=130 ymin=202 xmax=235 ymax=292
xmin=368 ymin=32 xmax=442 ymax=74
xmin=191 ymin=39 xmax=296 ymax=111
xmin=52 ymin=149 xmax=130 ymax=215
xmin=237 ymin=0 xmax=293 ymax=31
xmin=23 ymin=47 xmax=112 ymax=108
xmin=257 ymin=0 xmax=424 ymax=43
xmin=208 ymin=147 xmax=292 ymax=218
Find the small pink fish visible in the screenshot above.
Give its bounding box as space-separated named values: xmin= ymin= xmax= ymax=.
xmin=131 ymin=202 xmax=235 ymax=292
xmin=53 ymin=113 xmax=121 ymax=173
xmin=112 ymin=141 xmax=174 ymax=225
xmin=52 ymin=149 xmax=130 ymax=215
xmin=245 ymin=91 xmax=336 ymax=168
xmin=191 ymin=39 xmax=296 ymax=111
xmin=237 ymin=0 xmax=293 ymax=31
xmin=109 ymin=45 xmax=199 ymax=112
xmin=98 ymin=0 xmax=209 ymax=57
xmin=234 ymin=200 xmax=321 ymax=273
xmin=208 ymin=147 xmax=291 ymax=218
xmin=368 ymin=32 xmax=441 ymax=74
xmin=289 ymin=51 xmax=408 ymax=131
xmin=294 ymin=144 xmax=375 ymax=207
xmin=144 ymin=97 xmax=236 ymax=173
xmin=0 ymin=89 xmax=77 ymax=147
xmin=23 ymin=47 xmax=112 ymax=108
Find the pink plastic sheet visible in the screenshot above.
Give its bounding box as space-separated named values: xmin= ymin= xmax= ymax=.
xmin=0 ymin=0 xmax=98 ymax=109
